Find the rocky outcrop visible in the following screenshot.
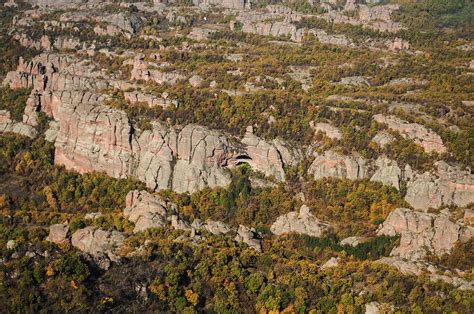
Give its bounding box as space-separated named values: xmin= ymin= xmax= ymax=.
xmin=123 ymin=190 xmax=173 ymax=233
xmin=234 ymin=225 xmax=262 ymax=251
xmin=308 ymin=150 xmax=371 ymax=181
xmin=46 ymin=224 xmax=69 ymax=244
xmin=321 ymin=257 xmax=340 ymax=269
xmin=71 ymin=227 xmax=125 ymax=269
xmin=240 ymin=127 xmax=288 ymax=181
xmin=370 ymin=155 xmax=412 ymax=190
xmin=124 ymin=91 xmax=177 ymax=109
xmin=187 ymin=28 xmax=216 ymax=41
xmin=377 ymin=208 xmax=474 ymax=260
xmin=373 ymin=114 xmax=446 ymax=154
xmin=379 ymin=257 xmax=473 ymax=291
xmin=0 ymin=110 xmax=37 ymax=138
xmin=312 ymin=122 xmax=342 ymax=140
xmin=270 ymin=205 xmax=331 ymax=237
xmin=371 ymin=131 xmax=394 ymax=147
xmin=404 ymin=162 xmax=474 ymax=211
xmin=340 ymin=236 xmax=364 ymax=247
xmin=129 ymin=55 xmax=185 ymax=85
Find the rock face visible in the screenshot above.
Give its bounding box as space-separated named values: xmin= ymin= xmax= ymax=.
xmin=321 ymin=257 xmax=340 ymax=269
xmin=373 ymin=114 xmax=446 ymax=154
xmin=377 ymin=208 xmax=474 ymax=260
xmin=234 ymin=225 xmax=262 ymax=251
xmin=46 ymin=224 xmax=69 ymax=244
xmin=312 ymin=122 xmax=342 ymax=140
xmin=404 ymin=162 xmax=474 ymax=211
xmin=123 ymin=190 xmax=172 ymax=233
xmin=241 ymin=127 xmax=288 ymax=181
xmin=370 ymin=155 xmax=412 ymax=190
xmin=0 ymin=110 xmax=37 ymax=138
xmin=270 ymin=205 xmax=331 ymax=237
xmin=71 ymin=227 xmax=125 ymax=268
xmin=308 ymin=150 xmax=371 ymax=181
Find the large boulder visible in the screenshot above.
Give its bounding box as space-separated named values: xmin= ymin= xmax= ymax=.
xmin=46 ymin=224 xmax=69 ymax=244
xmin=123 ymin=190 xmax=171 ymax=233
xmin=71 ymin=227 xmax=125 ymax=268
xmin=377 ymin=208 xmax=474 ymax=260
xmin=270 ymin=205 xmax=331 ymax=237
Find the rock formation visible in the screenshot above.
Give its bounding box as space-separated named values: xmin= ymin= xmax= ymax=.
xmin=123 ymin=190 xmax=172 ymax=233
xmin=370 ymin=155 xmax=412 ymax=190
xmin=373 ymin=114 xmax=446 ymax=154
xmin=312 ymin=122 xmax=342 ymax=140
xmin=0 ymin=110 xmax=38 ymax=138
xmin=71 ymin=227 xmax=125 ymax=269
xmin=46 ymin=224 xmax=69 ymax=244
xmin=234 ymin=225 xmax=262 ymax=251
xmin=308 ymin=150 xmax=371 ymax=181
xmin=377 ymin=208 xmax=474 ymax=260
xmin=270 ymin=205 xmax=331 ymax=237
xmin=379 ymin=257 xmax=473 ymax=291
xmin=404 ymin=162 xmax=474 ymax=211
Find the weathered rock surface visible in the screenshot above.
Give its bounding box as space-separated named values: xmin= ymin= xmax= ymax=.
xmin=270 ymin=205 xmax=331 ymax=237
xmin=234 ymin=225 xmax=262 ymax=251
xmin=71 ymin=227 xmax=125 ymax=267
xmin=340 ymin=236 xmax=364 ymax=247
xmin=312 ymin=122 xmax=342 ymax=140
xmin=123 ymin=190 xmax=171 ymax=233
xmin=377 ymin=208 xmax=474 ymax=260
xmin=371 ymin=131 xmax=394 ymax=147
xmin=321 ymin=257 xmax=340 ymax=269
xmin=379 ymin=257 xmax=473 ymax=290
xmin=309 ymin=150 xmax=371 ymax=181
xmin=404 ymin=162 xmax=474 ymax=210
xmin=0 ymin=110 xmax=37 ymax=138
xmin=373 ymin=114 xmax=446 ymax=154
xmin=241 ymin=127 xmax=288 ymax=181
xmin=46 ymin=224 xmax=69 ymax=244
xmin=370 ymin=155 xmax=412 ymax=190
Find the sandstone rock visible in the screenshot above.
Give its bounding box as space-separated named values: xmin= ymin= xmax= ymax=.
xmin=171 ymin=215 xmax=191 ymax=231
xmin=371 ymin=131 xmax=394 ymax=147
xmin=308 ymin=150 xmax=371 ymax=181
xmin=46 ymin=224 xmax=69 ymax=244
xmin=312 ymin=122 xmax=342 ymax=140
xmin=234 ymin=225 xmax=262 ymax=251
xmin=377 ymin=208 xmax=474 ymax=260
xmin=188 ymin=75 xmax=203 ymax=87
xmin=0 ymin=110 xmax=37 ymax=138
xmin=379 ymin=256 xmax=473 ymax=290
xmin=203 ymin=220 xmax=232 ymax=235
xmin=124 ymin=91 xmax=177 ymax=109
xmin=187 ymin=27 xmax=216 ymax=41
xmin=404 ymin=161 xmax=474 ymax=210
xmin=44 ymin=120 xmax=59 ymax=142
xmin=340 ymin=236 xmax=364 ymax=247
xmin=271 ymin=205 xmax=331 ymax=237
xmin=71 ymin=227 xmax=125 ymax=266
xmin=84 ymin=212 xmax=103 ymax=220
xmin=339 ymin=76 xmax=370 ymax=87
xmin=241 ymin=128 xmax=286 ymax=181
xmin=370 ymin=155 xmax=412 ymax=190
xmin=321 ymin=257 xmax=339 ymax=269
xmin=123 ymin=190 xmax=170 ymax=233
xmin=373 ymin=114 xmax=446 ymax=154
